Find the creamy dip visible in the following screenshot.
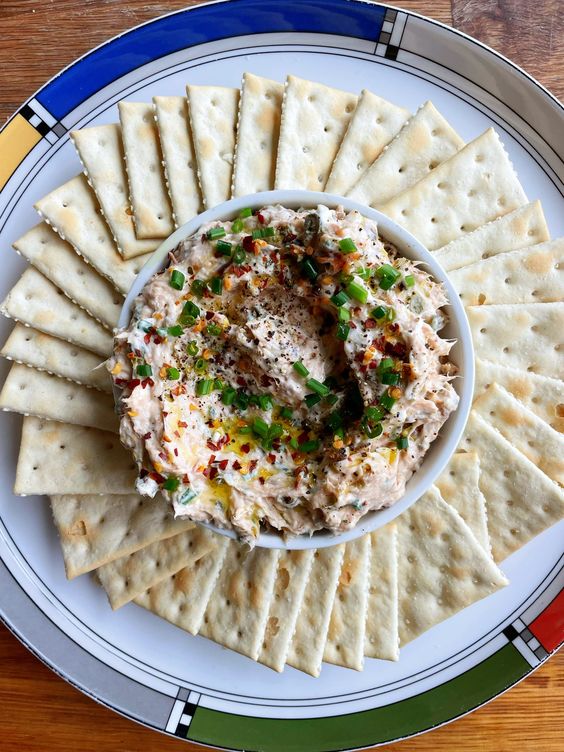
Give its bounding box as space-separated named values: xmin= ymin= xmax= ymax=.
xmin=109 ymin=205 xmax=459 ymax=543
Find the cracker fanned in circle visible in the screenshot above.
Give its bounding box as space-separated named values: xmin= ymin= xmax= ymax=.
xmin=2 ymin=73 xmax=563 ymax=676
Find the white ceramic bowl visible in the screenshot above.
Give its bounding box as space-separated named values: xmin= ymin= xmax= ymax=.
xmin=119 ymin=190 xmax=474 ymax=549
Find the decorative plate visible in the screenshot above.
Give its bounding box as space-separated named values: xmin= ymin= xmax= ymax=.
xmin=0 ymin=2 xmax=562 ymax=749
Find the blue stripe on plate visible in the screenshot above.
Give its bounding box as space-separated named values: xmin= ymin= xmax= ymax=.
xmin=35 ymin=0 xmax=385 ymax=120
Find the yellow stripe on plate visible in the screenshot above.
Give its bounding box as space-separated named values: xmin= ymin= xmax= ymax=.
xmin=0 ymin=114 xmax=42 ymax=192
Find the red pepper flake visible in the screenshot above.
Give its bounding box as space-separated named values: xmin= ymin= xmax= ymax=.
xmin=298 ymin=431 xmax=309 ymax=444
xmin=158 ymin=452 xmax=168 ymax=461
xmin=153 ymin=335 xmax=163 ymax=345
xmin=369 ymin=361 xmax=378 ymax=369
xmin=364 ymin=318 xmax=376 ymax=329
xmin=232 ymin=460 xmax=242 ymax=470
xmin=236 ymin=376 xmax=247 ymax=387
xmin=174 ymin=448 xmax=178 ymax=456
xmin=114 ymin=378 xmax=128 ymax=387
xmin=233 ymin=266 xmax=245 ymax=278
xmin=267 ymin=453 xmax=276 ymax=464
xmin=178 ymin=421 xmax=188 ymax=428
xmin=257 ymin=211 xmax=266 ymax=224
xmin=149 ymin=471 xmax=165 ymax=484
xmin=207 ymin=440 xmax=219 ymax=451
xmin=205 ymin=310 xmax=214 ymax=320
xmin=241 ymin=443 xmax=250 ymax=454
xmin=127 ymin=378 xmax=141 ymax=390
xmin=242 ymin=235 xmax=254 ymax=252
xmin=218 ymin=459 xmax=229 ymax=471
xmin=208 ymin=466 xmax=219 ymax=480
xmin=144 ymin=334 xmax=151 ymax=344
xmin=208 ymin=454 xmax=216 ymax=465
xmin=142 ymin=432 xmax=152 ymax=440
xmin=139 ymin=468 xmax=148 ymax=479
xmin=174 ymin=430 xmax=181 ymax=438
xmin=272 ymin=438 xmax=281 ymax=450
xmin=141 ymin=377 xmax=154 ymax=389
xmin=182 ymin=474 xmax=189 ymax=484
xmin=258 ymin=477 xmax=265 ymax=485
xmin=249 ymin=459 xmax=258 ymax=472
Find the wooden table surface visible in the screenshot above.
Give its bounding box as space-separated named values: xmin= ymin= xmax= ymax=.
xmin=0 ymin=1 xmax=562 ymax=750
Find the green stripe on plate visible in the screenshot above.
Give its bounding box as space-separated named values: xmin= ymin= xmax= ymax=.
xmin=187 ymin=644 xmax=529 ymax=751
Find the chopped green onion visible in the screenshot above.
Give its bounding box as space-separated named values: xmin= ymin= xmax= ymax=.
xmin=239 ymin=207 xmax=253 ymax=218
xmin=169 ymin=269 xmax=185 ymax=290
xmin=268 ymin=422 xmax=283 ymax=439
xmin=305 ymin=378 xmax=331 ymax=397
xmin=381 ymin=371 xmax=400 ymax=385
xmin=289 ymin=437 xmax=299 ymax=450
xmin=302 ymin=258 xmax=319 ymax=281
xmin=238 ymin=425 xmax=252 ymax=434
xmin=365 ymin=406 xmax=384 ymax=422
xmin=209 ymin=277 xmax=223 ymax=296
xmin=263 ymin=226 xmax=275 ymax=237
xmin=380 ymin=392 xmax=396 ymax=411
xmin=196 ymin=378 xmax=213 ymax=396
xmin=299 ymin=439 xmax=320 ymax=453
xmin=364 ymin=422 xmax=383 ymax=439
xmin=376 ymin=264 xmax=401 ymax=290
xmin=280 ymin=406 xmax=293 ymax=419
xmin=396 ymin=435 xmax=409 ymax=450
xmin=222 ymin=387 xmax=236 ymax=405
xmin=327 ymin=411 xmax=343 ymax=432
xmin=180 ymin=301 xmax=200 ymax=324
xmin=336 ymin=322 xmax=350 ymax=341
xmin=163 ymin=475 xmax=180 ymax=491
xmin=234 ymin=391 xmax=250 ymax=410
xmin=384 ymin=307 xmax=396 ymax=322
xmin=338 ymin=307 xmax=351 ymax=322
xmin=179 ymin=488 xmax=197 ymax=504
xmin=346 ymin=279 xmax=368 ymax=304
xmin=194 ymin=358 xmax=207 ymax=373
xmin=339 ymin=237 xmax=357 ymax=254
xmin=339 ymin=272 xmax=354 ymax=286
xmin=167 ymin=325 xmax=183 ymax=337
xmin=207 ymin=226 xmax=226 ymax=240
xmin=232 ymin=218 xmax=244 ymax=233
xmin=166 ymin=367 xmax=180 ymax=380
xmin=213 ymin=378 xmax=224 ymax=391
xmin=356 ymin=267 xmax=371 ymax=281
xmin=334 ymin=427 xmax=345 ymax=439
xmin=249 ymin=394 xmax=260 ymax=407
xmin=232 ymin=245 xmax=246 ymax=265
xmin=187 ymin=341 xmax=199 ymax=356
xmin=206 ymin=323 xmax=222 ymax=337
xmin=404 ymin=274 xmax=415 ymax=288
xmin=136 ymin=364 xmax=152 ymax=377
xmin=377 ymin=357 xmax=395 ymax=373
xmin=252 ymin=228 xmax=263 ymax=240
xmin=252 ymin=417 xmax=269 ymax=438
xmin=371 ymin=306 xmax=387 ymax=320
xmin=216 ymin=240 xmax=232 ymax=256
xmin=325 ymin=393 xmax=339 ymax=405
xmin=304 ymin=393 xmax=322 ymax=409
xmin=191 ymin=279 xmax=206 ymax=297
xmin=293 ymin=360 xmax=309 ymax=377
xmin=331 ymin=291 xmax=349 ymax=307
xmin=259 ymin=394 xmax=273 ymax=411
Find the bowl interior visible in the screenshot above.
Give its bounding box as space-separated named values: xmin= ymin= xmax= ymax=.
xmin=119 ymin=190 xmax=474 ymax=549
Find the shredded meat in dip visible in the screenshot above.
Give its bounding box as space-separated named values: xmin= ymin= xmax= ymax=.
xmin=109 ymin=205 xmax=459 ymax=544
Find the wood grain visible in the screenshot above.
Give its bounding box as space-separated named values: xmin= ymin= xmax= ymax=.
xmin=0 ymin=1 xmax=562 ymax=750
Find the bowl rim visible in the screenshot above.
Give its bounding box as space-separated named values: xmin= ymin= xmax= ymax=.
xmin=119 ymin=189 xmax=474 ymax=549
